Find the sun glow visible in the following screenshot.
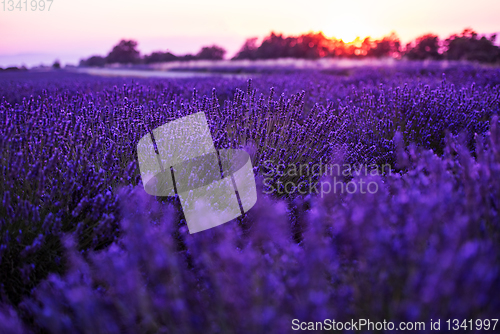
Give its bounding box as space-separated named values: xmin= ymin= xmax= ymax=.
xmin=321 ymin=20 xmax=374 ymax=43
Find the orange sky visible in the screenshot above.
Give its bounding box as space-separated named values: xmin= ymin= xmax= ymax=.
xmin=0 ymin=0 xmax=499 ymax=67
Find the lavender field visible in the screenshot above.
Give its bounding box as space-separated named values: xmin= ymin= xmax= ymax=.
xmin=1 ymin=63 xmax=500 ymax=333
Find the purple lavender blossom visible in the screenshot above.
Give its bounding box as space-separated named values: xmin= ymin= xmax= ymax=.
xmin=0 ymin=65 xmax=499 ymax=332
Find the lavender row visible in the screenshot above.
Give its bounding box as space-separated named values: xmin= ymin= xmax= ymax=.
xmin=0 ymin=66 xmax=499 ymax=328
xmin=1 ymin=120 xmax=499 ymax=332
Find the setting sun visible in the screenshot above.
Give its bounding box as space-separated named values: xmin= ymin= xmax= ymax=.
xmin=321 ymin=19 xmax=375 ymax=42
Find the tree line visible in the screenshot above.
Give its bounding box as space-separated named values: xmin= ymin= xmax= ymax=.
xmin=79 ymin=28 xmax=500 ymax=66
xmin=79 ymin=41 xmax=226 ymax=66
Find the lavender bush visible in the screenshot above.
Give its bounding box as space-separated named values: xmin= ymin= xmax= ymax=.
xmin=0 ymin=65 xmax=499 ymax=332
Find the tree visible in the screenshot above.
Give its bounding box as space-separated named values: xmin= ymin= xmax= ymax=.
xmin=179 ymin=54 xmax=197 ymax=61
xmin=235 ymin=32 xmax=332 ymax=59
xmin=404 ymin=34 xmax=442 ymax=60
xmin=445 ymin=28 xmax=500 ymax=63
xmin=106 ymin=40 xmax=141 ymax=64
xmin=254 ymin=32 xmax=288 ymax=59
xmin=286 ymin=32 xmax=332 ymax=59
xmin=79 ymin=56 xmax=106 ymax=67
xmin=196 ymin=45 xmax=226 ymax=60
xmin=144 ymin=51 xmax=178 ymax=64
xmin=232 ymin=38 xmax=259 ymax=60
xmin=231 ymin=31 xmax=403 ymax=60
xmin=52 ymin=60 xmax=61 ymax=69
xmin=368 ymin=32 xmax=401 ymax=58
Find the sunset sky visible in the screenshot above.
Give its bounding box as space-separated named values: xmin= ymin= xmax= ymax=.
xmin=1 ymin=0 xmax=499 ymax=67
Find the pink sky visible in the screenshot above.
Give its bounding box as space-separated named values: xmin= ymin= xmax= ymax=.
xmin=0 ymin=0 xmax=499 ymax=67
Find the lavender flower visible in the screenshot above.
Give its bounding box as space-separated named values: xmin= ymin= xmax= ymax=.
xmin=0 ymin=65 xmax=499 ymax=332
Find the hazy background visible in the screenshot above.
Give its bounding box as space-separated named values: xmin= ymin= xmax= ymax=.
xmin=1 ymin=0 xmax=499 ymax=67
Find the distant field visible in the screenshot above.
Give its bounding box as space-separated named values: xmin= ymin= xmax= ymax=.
xmin=72 ymin=58 xmax=496 ymax=78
